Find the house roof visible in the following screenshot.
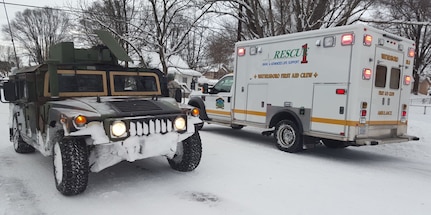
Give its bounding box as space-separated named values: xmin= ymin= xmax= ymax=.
xmin=143 ymin=51 xmax=201 ymax=77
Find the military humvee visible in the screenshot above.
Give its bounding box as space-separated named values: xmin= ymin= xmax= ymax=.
xmin=0 ymin=31 xmax=202 ymax=196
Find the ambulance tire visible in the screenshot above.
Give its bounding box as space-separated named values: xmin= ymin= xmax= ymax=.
xmin=274 ymin=120 xmax=303 ymax=153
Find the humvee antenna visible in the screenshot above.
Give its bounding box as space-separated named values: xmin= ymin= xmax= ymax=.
xmin=2 ymin=0 xmax=19 ymax=69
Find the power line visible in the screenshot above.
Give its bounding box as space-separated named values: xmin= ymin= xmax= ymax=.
xmin=2 ymin=0 xmax=19 ymax=68
xmin=0 ymin=0 xmax=227 ymax=30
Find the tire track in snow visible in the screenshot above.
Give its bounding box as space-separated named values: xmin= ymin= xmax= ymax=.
xmin=0 ymin=154 xmax=46 ymax=215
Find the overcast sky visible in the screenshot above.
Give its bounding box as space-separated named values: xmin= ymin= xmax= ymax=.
xmin=0 ymin=0 xmax=93 ymax=45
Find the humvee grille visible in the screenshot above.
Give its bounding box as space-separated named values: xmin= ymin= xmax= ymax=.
xmin=129 ymin=118 xmax=173 ymax=136
xmin=110 ymin=100 xmax=161 ymax=112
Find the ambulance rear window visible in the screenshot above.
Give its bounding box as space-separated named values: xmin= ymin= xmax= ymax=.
xmin=375 ymin=65 xmax=387 ymax=88
xmin=389 ymin=68 xmax=401 ymax=89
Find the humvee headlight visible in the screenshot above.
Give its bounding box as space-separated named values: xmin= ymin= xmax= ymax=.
xmin=74 ymin=115 xmax=87 ymax=127
xmin=191 ymin=108 xmax=200 ymax=117
xmin=174 ymin=117 xmax=186 ymax=131
xmin=111 ymin=121 xmax=127 ymax=137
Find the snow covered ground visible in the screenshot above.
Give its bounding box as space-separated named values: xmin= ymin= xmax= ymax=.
xmin=1 ymin=97 xmax=430 ymax=215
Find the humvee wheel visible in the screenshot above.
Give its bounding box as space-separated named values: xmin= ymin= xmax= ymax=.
xmin=274 ymin=120 xmax=303 ymax=153
xmin=12 ymin=118 xmax=35 ymax=154
xmin=168 ymin=132 xmax=202 ymax=172
xmin=53 ymin=138 xmax=89 ymax=196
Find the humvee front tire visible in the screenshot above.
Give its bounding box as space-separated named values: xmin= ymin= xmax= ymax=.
xmin=53 ymin=138 xmax=89 ymax=196
xmin=12 ymin=118 xmax=35 ymax=153
xmin=274 ymin=120 xmax=303 ymax=153
xmin=168 ymin=132 xmax=202 ymax=172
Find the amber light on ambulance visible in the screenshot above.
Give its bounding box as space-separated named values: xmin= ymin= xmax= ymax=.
xmin=237 ymin=47 xmax=246 ymax=56
xmin=408 ymin=48 xmax=415 ymax=58
xmin=363 ymin=34 xmax=372 ymax=46
xmin=341 ymin=33 xmax=354 ymax=45
xmin=404 ymin=75 xmax=411 ymax=85
xmin=362 ymin=68 xmax=372 ymax=80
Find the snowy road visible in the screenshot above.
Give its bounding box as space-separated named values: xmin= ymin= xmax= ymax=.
xmin=1 ymin=103 xmax=430 ymax=215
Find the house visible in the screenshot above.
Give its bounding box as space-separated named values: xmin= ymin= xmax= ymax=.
xmin=143 ymin=52 xmax=202 ymax=90
xmin=201 ymin=64 xmax=231 ymax=80
xmin=418 ymin=76 xmax=431 ymax=95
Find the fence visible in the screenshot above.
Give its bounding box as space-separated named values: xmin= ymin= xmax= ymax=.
xmin=410 ymin=97 xmax=431 ymax=114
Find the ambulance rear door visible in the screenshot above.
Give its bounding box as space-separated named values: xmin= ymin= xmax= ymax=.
xmin=369 ymin=47 xmax=404 ymax=124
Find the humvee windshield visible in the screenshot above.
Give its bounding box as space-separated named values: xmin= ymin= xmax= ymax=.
xmin=45 ymin=70 xmax=161 ymax=97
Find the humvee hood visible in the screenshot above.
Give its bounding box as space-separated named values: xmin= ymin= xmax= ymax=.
xmin=49 ymin=97 xmax=181 ymax=118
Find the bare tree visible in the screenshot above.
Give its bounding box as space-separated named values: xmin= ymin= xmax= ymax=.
xmin=1 ymin=7 xmax=72 ymax=64
xmin=0 ymin=45 xmax=19 ymax=76
xmin=367 ymin=0 xmax=431 ymax=94
xmin=206 ymin=21 xmax=237 ymax=66
xmin=78 ymin=0 xmax=142 ymax=65
xmin=211 ymin=0 xmax=374 ymax=39
xmin=142 ymin=0 xmax=215 ymax=74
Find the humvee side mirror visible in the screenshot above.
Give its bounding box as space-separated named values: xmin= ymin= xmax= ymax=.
xmin=202 ymin=83 xmax=209 ymax=94
xmin=2 ymin=82 xmax=17 ymax=102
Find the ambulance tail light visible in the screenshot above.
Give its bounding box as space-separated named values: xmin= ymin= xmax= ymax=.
xmin=362 ymin=68 xmax=372 ymax=80
xmin=363 ymin=34 xmax=372 ymax=46
xmin=404 ymin=75 xmax=411 ymax=85
xmin=237 ymin=47 xmax=246 ymax=56
xmin=341 ymin=33 xmax=354 ymax=45
xmin=401 ymin=104 xmax=407 ymax=123
xmin=360 ymin=102 xmax=368 ymax=124
xmin=408 ymin=48 xmax=415 ymax=58
xmin=336 ymin=89 xmax=346 ymax=95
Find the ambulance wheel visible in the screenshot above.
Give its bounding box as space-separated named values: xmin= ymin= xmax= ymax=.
xmin=168 ymin=132 xmax=202 ymax=172
xmin=274 ymin=120 xmax=303 ymax=153
xmin=53 ymin=138 xmax=89 ymax=196
xmin=12 ymin=117 xmax=35 ymax=154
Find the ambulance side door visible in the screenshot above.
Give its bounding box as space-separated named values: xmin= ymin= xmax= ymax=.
xmin=204 ymin=75 xmax=234 ymax=122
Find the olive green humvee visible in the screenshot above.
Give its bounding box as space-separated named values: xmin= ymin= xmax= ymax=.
xmin=1 ymin=33 xmax=202 ymax=196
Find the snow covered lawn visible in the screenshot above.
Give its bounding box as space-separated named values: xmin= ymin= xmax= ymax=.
xmin=1 ymin=101 xmax=430 ymax=215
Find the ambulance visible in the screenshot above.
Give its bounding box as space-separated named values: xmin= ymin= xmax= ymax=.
xmin=189 ymin=24 xmax=419 ymax=152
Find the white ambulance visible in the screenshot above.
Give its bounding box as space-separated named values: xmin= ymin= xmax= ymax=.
xmin=189 ymin=24 xmax=419 ymax=152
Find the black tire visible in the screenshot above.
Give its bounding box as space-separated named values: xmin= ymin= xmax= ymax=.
xmin=323 ymin=140 xmax=348 ymax=149
xmin=231 ymin=124 xmax=244 ymax=130
xmin=12 ymin=117 xmax=35 ymax=154
xmin=53 ymin=138 xmax=89 ymax=196
xmin=168 ymin=132 xmax=202 ymax=172
xmin=274 ymin=120 xmax=303 ymax=153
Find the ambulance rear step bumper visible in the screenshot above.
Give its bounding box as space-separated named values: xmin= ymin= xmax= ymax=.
xmin=353 ymin=135 xmax=419 ymax=146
